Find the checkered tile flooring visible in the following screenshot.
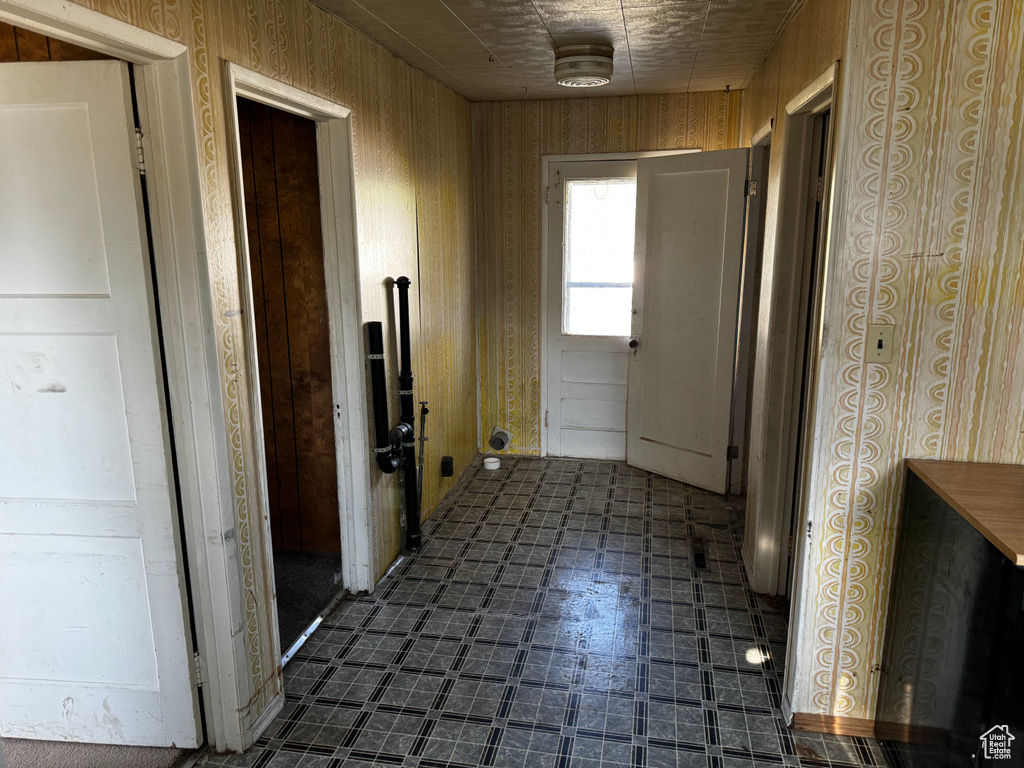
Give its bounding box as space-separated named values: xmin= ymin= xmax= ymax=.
xmin=201 ymin=456 xmax=887 ymax=768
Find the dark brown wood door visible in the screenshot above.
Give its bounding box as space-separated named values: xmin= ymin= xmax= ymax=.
xmin=237 ymin=97 xmax=340 ymax=554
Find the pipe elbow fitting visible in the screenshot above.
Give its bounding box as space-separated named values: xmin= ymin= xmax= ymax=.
xmin=389 ymin=422 xmax=413 ymax=447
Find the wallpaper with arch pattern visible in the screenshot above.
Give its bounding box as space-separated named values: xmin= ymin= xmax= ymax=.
xmin=801 ymin=0 xmax=1024 ymax=719
xmin=752 ymin=0 xmax=1024 ymax=720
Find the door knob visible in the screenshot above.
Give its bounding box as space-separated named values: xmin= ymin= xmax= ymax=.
xmin=628 ymin=338 xmax=639 ymax=349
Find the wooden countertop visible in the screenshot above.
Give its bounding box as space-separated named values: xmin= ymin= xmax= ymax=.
xmin=906 ymin=459 xmax=1024 ymax=566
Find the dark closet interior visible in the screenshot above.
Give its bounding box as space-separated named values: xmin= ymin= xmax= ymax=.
xmin=237 ymin=96 xmax=342 ymax=652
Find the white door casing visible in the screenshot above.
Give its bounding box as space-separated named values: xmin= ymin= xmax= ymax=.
xmin=544 ymin=160 xmax=636 ymax=460
xmin=0 ymin=60 xmax=200 ymax=747
xmin=626 ymin=149 xmax=749 ymax=494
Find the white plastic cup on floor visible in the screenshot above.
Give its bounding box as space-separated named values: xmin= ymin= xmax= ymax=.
xmin=483 ymin=457 xmax=500 ymax=470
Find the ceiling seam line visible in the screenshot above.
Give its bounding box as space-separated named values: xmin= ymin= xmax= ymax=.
xmin=687 ymin=1 xmax=715 ymax=94
xmin=351 ymin=0 xmax=473 ymax=90
xmin=435 ymin=0 xmax=520 ymax=82
xmin=618 ymin=0 xmax=637 ymax=96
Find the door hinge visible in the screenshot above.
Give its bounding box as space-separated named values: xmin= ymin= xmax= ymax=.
xmin=787 ymin=535 xmax=794 ymax=555
xmin=545 ymin=186 xmax=550 ymax=205
xmin=745 ymin=180 xmax=757 ymax=197
xmin=192 ymin=652 xmax=204 ymax=688
xmin=544 ymin=409 xmax=549 ymax=428
xmin=727 ymin=445 xmax=739 ymax=459
xmin=815 ymin=176 xmax=824 ymax=202
xmin=134 ymin=128 xmax=147 ymax=176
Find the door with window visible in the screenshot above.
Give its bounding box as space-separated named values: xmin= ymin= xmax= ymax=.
xmin=545 ymin=160 xmax=637 ymax=459
xmin=546 ymin=150 xmax=749 ymax=493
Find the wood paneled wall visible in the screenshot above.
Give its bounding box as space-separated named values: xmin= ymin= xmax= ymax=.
xmin=237 ymin=97 xmax=339 ymax=554
xmin=0 ymin=21 xmax=110 ymax=61
xmin=472 ymin=92 xmax=742 ymax=455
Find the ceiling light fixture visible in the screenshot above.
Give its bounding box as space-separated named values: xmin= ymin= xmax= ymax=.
xmin=554 ymin=45 xmax=614 ymax=88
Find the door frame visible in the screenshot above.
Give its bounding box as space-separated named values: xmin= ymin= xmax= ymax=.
xmin=539 ymin=150 xmax=698 ymax=458
xmin=733 ymin=63 xmax=842 ymax=720
xmin=782 ymin=68 xmax=841 ymax=723
xmin=221 ymin=64 xmax=373 ymax=599
xmin=729 ymin=131 xmax=771 ymax=495
xmin=0 ymin=0 xmax=252 ymax=752
xmin=744 ymin=64 xmax=840 ymax=599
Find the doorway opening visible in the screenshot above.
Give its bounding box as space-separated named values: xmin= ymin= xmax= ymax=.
xmin=541 ymin=149 xmax=751 ymax=494
xmin=741 ymin=65 xmax=839 ymax=609
xmin=783 ymin=109 xmax=833 ymax=595
xmin=235 ymin=96 xmax=343 ymax=654
xmin=730 ymin=135 xmax=771 ymax=496
xmin=771 ymin=66 xmax=840 ymax=722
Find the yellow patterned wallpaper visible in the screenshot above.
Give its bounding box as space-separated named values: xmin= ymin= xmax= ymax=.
xmin=68 ymin=0 xmax=477 ymax=732
xmin=751 ymin=0 xmax=1024 ymax=720
xmin=473 ymin=93 xmax=743 ymax=455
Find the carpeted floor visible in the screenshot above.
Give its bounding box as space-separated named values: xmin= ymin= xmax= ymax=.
xmin=274 ymin=549 xmax=345 ymax=650
xmin=0 ymin=738 xmax=193 ymax=768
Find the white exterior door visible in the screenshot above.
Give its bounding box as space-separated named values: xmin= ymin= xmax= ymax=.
xmin=0 ymin=60 xmax=200 ymax=747
xmin=626 ymin=149 xmax=749 ymax=494
xmin=545 ymin=160 xmax=636 ymax=460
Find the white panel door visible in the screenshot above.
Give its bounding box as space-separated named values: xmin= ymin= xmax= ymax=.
xmin=0 ymin=61 xmax=200 ymax=747
xmin=626 ymin=149 xmax=749 ymax=493
xmin=545 ymin=160 xmax=636 ymax=460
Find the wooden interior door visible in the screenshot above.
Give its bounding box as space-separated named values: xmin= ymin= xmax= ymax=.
xmin=237 ymin=97 xmax=340 ymax=554
xmin=626 ymin=149 xmax=749 ymax=494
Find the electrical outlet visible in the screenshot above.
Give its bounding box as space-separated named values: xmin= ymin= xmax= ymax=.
xmin=867 ymin=323 xmax=895 ymax=364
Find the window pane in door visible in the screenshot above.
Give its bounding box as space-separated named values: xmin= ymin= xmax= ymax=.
xmin=563 ymin=178 xmax=636 ymax=336
xmin=566 ymin=286 xmax=633 ymax=337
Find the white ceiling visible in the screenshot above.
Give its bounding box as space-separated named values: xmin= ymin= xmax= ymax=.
xmin=313 ymin=0 xmax=804 ymax=101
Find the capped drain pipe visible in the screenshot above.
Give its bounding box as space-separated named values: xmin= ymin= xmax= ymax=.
xmin=367 ymin=322 xmax=401 ymax=474
xmin=393 ymin=276 xmax=422 ymax=551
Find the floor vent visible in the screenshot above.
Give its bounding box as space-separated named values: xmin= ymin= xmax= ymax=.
xmin=691 ymin=536 xmax=708 ymax=570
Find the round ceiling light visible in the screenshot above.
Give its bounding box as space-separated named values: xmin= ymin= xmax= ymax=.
xmin=554 ymin=45 xmax=614 ymax=88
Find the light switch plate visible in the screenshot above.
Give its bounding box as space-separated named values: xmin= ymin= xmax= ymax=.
xmin=867 ymin=323 xmax=895 ymax=363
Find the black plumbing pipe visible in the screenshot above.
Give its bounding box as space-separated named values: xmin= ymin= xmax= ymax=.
xmin=367 ymin=322 xmax=401 ymax=474
xmin=393 ymin=276 xmax=421 ymax=550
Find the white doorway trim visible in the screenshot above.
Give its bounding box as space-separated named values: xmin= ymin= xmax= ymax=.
xmin=0 ymin=0 xmax=250 ymax=752
xmin=737 ymin=62 xmax=841 ymax=722
xmin=745 ymin=64 xmax=839 ymax=598
xmin=729 ymin=139 xmax=770 ymax=496
xmin=539 ymin=150 xmax=699 ymax=459
xmin=221 ymin=63 xmax=373 ymax=600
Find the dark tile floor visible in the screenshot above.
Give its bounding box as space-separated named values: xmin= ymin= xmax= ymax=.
xmin=201 ymin=456 xmax=887 ymax=768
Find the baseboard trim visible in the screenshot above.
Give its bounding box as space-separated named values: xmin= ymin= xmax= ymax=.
xmin=250 ymin=691 xmax=285 ymax=745
xmin=740 ymin=545 xmax=755 ymax=586
xmin=874 ymin=720 xmax=948 ymax=744
xmin=791 ymin=713 xmax=876 ymax=738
